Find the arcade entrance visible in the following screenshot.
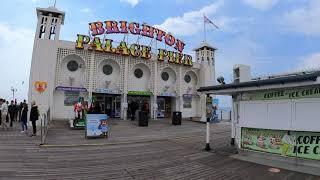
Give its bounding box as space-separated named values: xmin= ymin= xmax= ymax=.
xmin=127 ymin=96 xmax=151 ymax=118
xmin=93 ymin=93 xmax=121 ymax=118
xmin=157 ymin=97 xmax=174 ymax=118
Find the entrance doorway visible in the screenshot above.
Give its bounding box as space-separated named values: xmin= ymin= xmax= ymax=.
xmin=127 ymin=96 xmax=151 ymax=118
xmin=93 ymin=93 xmax=121 ymax=118
xmin=157 ymin=97 xmax=173 ymax=118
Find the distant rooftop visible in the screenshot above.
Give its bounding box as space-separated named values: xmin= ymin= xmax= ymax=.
xmin=252 ymin=68 xmax=320 ymax=81
xmin=198 ymin=70 xmax=320 ymax=93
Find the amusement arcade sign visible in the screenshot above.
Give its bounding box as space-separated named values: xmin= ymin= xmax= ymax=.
xmin=75 ymin=20 xmax=193 ymax=66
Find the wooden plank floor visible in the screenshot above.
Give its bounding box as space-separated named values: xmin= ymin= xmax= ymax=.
xmin=0 ymin=119 xmax=318 ymax=180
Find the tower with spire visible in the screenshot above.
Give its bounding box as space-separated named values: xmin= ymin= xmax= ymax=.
xmin=28 ymin=5 xmax=65 ymax=115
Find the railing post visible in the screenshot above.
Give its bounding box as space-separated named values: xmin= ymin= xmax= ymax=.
xmin=40 ymin=115 xmax=43 ymax=145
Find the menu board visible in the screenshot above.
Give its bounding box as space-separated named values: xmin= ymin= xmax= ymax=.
xmin=64 ymin=91 xmax=80 ymax=106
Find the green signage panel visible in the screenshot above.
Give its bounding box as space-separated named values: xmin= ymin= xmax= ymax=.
xmin=128 ymin=91 xmax=153 ymax=96
xmin=244 ymin=87 xmax=320 ymax=101
xmin=241 ymin=128 xmax=320 ymax=160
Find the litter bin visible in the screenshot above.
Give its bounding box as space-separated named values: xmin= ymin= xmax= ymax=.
xmin=138 ymin=111 xmax=148 ymax=126
xmin=172 ymin=111 xmax=182 ymax=125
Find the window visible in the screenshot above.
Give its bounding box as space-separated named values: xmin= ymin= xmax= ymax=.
xmin=67 ymin=60 xmax=78 ymax=72
xmin=184 ymin=74 xmax=191 ymax=83
xmin=103 ymin=65 xmax=113 ymax=75
xmin=161 ymin=72 xmax=169 ymax=81
xmin=134 ymin=68 xmax=143 ymax=78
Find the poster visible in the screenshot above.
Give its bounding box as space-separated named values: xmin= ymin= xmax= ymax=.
xmin=86 ymin=114 xmax=109 ymax=138
xmin=241 ymin=128 xmax=320 ymax=160
xmin=183 ymin=96 xmax=192 ymax=108
xmin=64 ymin=91 xmax=80 ymax=106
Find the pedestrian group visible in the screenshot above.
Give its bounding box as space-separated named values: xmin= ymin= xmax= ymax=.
xmin=0 ymin=99 xmax=39 ymax=136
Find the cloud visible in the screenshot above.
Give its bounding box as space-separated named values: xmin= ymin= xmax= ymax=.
xmin=283 ymin=0 xmax=320 ymax=36
xmin=242 ymin=0 xmax=278 ymax=11
xmin=120 ymin=0 xmax=141 ymax=7
xmin=80 ymin=8 xmax=91 ymax=13
xmin=154 ymin=0 xmax=225 ymax=36
xmin=0 ymin=23 xmax=34 ymax=100
xmin=299 ymin=52 xmax=320 ymax=70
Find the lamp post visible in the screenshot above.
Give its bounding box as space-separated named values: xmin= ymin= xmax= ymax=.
xmin=10 ymin=87 xmax=17 ymax=101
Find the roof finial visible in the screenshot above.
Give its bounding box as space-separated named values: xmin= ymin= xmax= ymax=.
xmin=53 ymin=0 xmax=57 ymax=7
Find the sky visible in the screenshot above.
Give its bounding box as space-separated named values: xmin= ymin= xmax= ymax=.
xmin=0 ymin=0 xmax=320 ymax=107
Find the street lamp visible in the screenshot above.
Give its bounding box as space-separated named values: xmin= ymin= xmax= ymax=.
xmin=10 ymin=87 xmax=17 ymax=101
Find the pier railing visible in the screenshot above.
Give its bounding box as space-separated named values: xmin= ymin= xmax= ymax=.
xmin=40 ymin=108 xmax=51 ymax=145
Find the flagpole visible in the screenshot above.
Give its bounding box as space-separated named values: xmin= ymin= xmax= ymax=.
xmin=203 ymin=15 xmax=206 ymax=43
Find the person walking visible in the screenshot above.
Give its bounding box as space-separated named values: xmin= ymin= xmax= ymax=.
xmin=18 ymin=102 xmax=23 ymax=122
xmin=210 ymin=105 xmax=218 ymax=123
xmin=3 ymin=101 xmax=9 ymax=127
xmin=29 ymin=101 xmax=39 ymax=136
xmin=0 ymin=99 xmax=3 ymax=128
xmin=8 ymin=101 xmax=15 ymax=127
xmin=13 ymin=101 xmax=18 ymax=122
xmin=20 ymin=103 xmax=28 ymax=133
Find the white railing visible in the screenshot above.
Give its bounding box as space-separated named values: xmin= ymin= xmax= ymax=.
xmin=40 ymin=108 xmax=51 ymax=145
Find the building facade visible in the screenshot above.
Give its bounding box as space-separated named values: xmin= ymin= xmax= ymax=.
xmin=28 ymin=6 xmax=217 ymax=121
xmin=198 ymin=64 xmax=320 ymax=163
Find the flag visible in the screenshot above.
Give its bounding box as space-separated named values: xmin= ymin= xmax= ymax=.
xmin=204 ymin=15 xmax=219 ymax=29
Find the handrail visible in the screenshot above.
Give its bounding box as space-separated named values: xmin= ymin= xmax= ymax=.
xmin=40 ymin=108 xmax=51 ymax=145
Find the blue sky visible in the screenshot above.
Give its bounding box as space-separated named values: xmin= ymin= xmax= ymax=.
xmin=0 ymin=0 xmax=320 ymax=107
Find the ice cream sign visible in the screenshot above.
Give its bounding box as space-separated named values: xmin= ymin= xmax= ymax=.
xmin=75 ymin=20 xmax=193 ymax=66
xmin=241 ymin=128 xmax=320 ymax=160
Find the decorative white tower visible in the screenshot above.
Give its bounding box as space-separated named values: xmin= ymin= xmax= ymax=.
xmin=28 ymin=6 xmax=65 ymax=115
xmin=195 ymin=42 xmax=217 ymax=87
xmin=195 ymin=42 xmax=217 ymax=122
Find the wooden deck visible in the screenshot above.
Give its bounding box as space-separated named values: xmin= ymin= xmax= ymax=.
xmin=0 ymin=119 xmax=318 ymax=179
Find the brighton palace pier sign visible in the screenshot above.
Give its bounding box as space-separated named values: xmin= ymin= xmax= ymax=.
xmin=75 ymin=20 xmax=193 ymax=66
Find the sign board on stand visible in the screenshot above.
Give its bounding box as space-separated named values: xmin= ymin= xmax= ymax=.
xmin=85 ymin=114 xmax=109 ymax=138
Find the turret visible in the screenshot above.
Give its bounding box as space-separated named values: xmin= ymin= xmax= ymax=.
xmin=194 ymin=42 xmax=217 ymax=86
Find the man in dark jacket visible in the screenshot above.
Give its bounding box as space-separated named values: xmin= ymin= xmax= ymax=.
xmin=21 ymin=103 xmax=28 ymax=133
xmin=8 ymin=101 xmax=15 ymax=127
xmin=29 ymin=101 xmax=39 ymax=136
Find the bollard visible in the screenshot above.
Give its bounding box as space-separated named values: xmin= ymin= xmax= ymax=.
xmin=204 ymin=94 xmax=211 ymax=151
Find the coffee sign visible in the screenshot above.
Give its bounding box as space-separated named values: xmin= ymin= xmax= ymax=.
xmin=241 ymin=128 xmax=320 ymax=160
xmin=75 ymin=20 xmax=193 ymax=66
xmin=242 ymin=87 xmax=320 ymax=101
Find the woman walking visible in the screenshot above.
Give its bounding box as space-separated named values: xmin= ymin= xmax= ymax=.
xmin=29 ymin=101 xmax=39 ymax=136
xmin=21 ymin=103 xmax=28 ymax=133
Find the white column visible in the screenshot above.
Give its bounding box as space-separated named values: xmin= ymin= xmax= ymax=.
xmin=122 ymin=56 xmax=129 ymax=120
xmin=153 ymin=54 xmax=158 ymax=120
xmin=88 ymin=52 xmax=95 ymax=106
xmin=200 ymin=94 xmax=207 ymax=122
xmin=54 ymin=16 xmax=62 ymax=41
xmin=45 ymin=14 xmax=52 ymax=40
xmin=152 ymin=95 xmax=157 ymax=119
xmin=121 ymin=93 xmax=127 ymax=120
